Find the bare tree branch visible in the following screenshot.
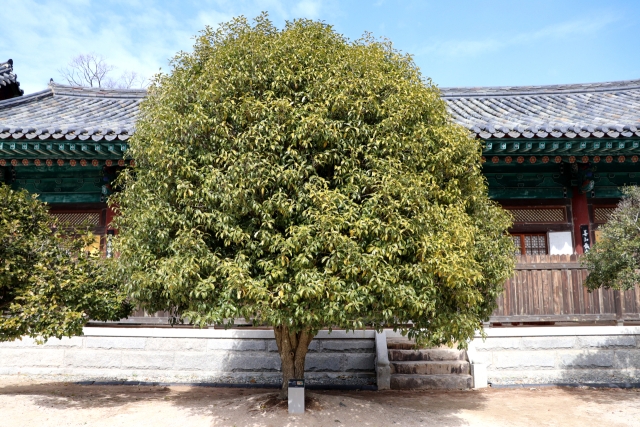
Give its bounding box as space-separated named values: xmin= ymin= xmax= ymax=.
xmin=117 ymin=71 xmax=146 ymax=89
xmin=58 ymin=53 xmax=116 ymax=87
xmin=58 ymin=54 xmax=146 ymax=89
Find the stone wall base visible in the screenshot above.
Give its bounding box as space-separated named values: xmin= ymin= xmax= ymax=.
xmin=5 ymin=326 xmax=640 ymax=387
xmin=0 ymin=328 xmax=376 ymax=382
xmin=467 ymin=326 xmax=640 ymax=385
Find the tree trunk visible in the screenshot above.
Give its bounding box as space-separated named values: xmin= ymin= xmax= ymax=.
xmin=274 ymin=325 xmax=315 ymax=400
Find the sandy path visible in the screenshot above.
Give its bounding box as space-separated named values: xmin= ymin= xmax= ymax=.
xmin=1 ymin=375 xmax=640 ymax=426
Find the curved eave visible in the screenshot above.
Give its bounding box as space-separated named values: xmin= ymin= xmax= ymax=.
xmin=459 ymin=123 xmax=640 ymax=140
xmin=0 ymin=130 xmax=133 ymax=141
xmin=0 ymin=84 xmax=143 ymax=141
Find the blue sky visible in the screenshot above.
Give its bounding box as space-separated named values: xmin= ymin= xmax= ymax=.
xmin=6 ymin=0 xmax=640 ymax=95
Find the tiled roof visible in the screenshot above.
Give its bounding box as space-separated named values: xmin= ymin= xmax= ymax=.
xmin=2 ymin=78 xmax=639 ymax=142
xmin=441 ymin=79 xmax=640 ymax=139
xmin=0 ymin=83 xmax=144 ymax=141
xmin=0 ymin=59 xmax=24 ymax=99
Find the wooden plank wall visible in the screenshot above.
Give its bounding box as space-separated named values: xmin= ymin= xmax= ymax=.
xmin=491 ymin=254 xmax=640 ymax=323
xmin=102 ymin=255 xmax=639 ymax=326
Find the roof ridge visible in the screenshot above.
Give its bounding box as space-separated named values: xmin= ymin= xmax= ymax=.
xmin=49 ymin=83 xmax=147 ymax=99
xmin=0 ymin=59 xmax=14 ymax=70
xmin=440 ymin=78 xmax=640 ymax=98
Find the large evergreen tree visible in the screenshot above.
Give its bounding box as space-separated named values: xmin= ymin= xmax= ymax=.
xmin=110 ymin=14 xmax=514 ymax=398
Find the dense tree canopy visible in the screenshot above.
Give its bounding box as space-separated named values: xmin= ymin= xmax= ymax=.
xmin=0 ymin=185 xmax=131 ymax=342
xmin=110 ymin=14 xmax=514 ymax=396
xmin=583 ymin=186 xmax=640 ymax=291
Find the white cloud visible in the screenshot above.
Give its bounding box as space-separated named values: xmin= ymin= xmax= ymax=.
xmin=293 ymin=0 xmax=321 ymax=19
xmin=5 ymin=0 xmax=290 ymax=94
xmin=415 ymin=15 xmax=619 ymax=59
xmin=5 ymin=0 xmax=198 ymax=93
xmin=5 ymin=0 xmax=342 ymax=94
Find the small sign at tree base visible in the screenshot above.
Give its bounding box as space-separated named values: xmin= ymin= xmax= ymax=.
xmin=288 ymin=379 xmax=305 ymax=414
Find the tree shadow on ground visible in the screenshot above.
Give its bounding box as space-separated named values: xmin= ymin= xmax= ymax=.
xmin=0 ymin=380 xmax=490 ymax=426
xmin=554 ymin=335 xmax=640 ymax=406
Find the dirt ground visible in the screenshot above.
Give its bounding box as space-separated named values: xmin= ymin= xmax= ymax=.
xmin=1 ymin=376 xmax=640 ymax=426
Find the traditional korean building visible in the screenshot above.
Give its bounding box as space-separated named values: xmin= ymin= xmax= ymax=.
xmin=441 ymin=79 xmax=640 ymax=256
xmin=2 ymin=64 xmax=640 ymax=323
xmin=3 ymin=66 xmax=640 ymax=387
xmin=0 ymin=74 xmax=144 ymax=251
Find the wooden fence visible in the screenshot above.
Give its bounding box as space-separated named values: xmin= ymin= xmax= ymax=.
xmin=490 ymin=254 xmax=640 ymax=324
xmin=96 ymin=254 xmax=640 ymax=326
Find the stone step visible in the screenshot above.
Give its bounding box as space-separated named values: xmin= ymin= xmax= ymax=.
xmin=388 ymin=348 xmax=466 ymax=362
xmin=387 ymin=339 xmax=429 ymax=350
xmin=390 ymin=360 xmax=470 ymax=375
xmin=387 ymin=339 xmax=461 ymax=350
xmin=390 ymin=374 xmax=473 ymax=390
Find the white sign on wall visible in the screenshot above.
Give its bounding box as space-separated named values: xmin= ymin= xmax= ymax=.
xmin=548 ymin=231 xmax=573 ymax=255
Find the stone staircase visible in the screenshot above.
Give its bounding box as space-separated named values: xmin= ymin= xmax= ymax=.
xmin=388 ymin=338 xmax=473 ymax=389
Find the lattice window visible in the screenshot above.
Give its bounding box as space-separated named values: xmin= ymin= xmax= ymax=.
xmin=524 ymin=235 xmax=546 ymax=255
xmin=511 ymin=234 xmax=547 ymax=255
xmin=511 ymin=235 xmax=522 ymax=255
xmin=508 ymin=208 xmax=566 ymax=223
xmin=50 ymin=212 xmax=100 ymax=226
xmin=594 ymin=207 xmax=616 ymax=223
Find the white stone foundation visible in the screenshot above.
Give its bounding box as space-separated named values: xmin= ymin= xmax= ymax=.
xmin=468 ymin=326 xmax=640 ymax=384
xmin=0 ymin=328 xmax=376 ymax=382
xmin=4 ymin=326 xmax=640 ymax=386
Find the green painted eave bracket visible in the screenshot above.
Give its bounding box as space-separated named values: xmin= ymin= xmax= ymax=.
xmin=482 ymin=137 xmax=640 ymax=157
xmin=0 ymin=140 xmax=129 ymax=161
xmin=484 ymin=165 xmax=640 ymax=200
xmin=488 ymin=187 xmax=571 ymax=199
xmin=35 ymin=193 xmax=105 ymax=204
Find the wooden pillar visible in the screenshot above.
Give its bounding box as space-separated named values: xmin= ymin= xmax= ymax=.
xmin=106 ymin=205 xmax=118 ymax=233
xmin=571 ymin=187 xmax=590 ymax=254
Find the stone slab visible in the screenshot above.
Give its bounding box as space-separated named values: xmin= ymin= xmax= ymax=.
xmin=223 ymin=353 xmax=281 ymax=372
xmin=266 ymin=340 xmax=320 ymax=352
xmin=0 ymin=349 xmax=64 ymax=367
xmin=0 ymin=337 xmax=82 ymax=348
xmin=0 ymin=338 xmax=37 ymax=347
xmin=64 ymin=350 xmax=122 ymax=368
xmin=390 ymin=360 xmax=469 ymax=375
xmin=473 ymin=338 xmax=522 ymax=351
xmin=207 ymin=339 xmax=266 ymax=351
xmin=614 ymin=350 xmax=640 ymax=369
xmin=522 ymin=337 xmax=576 ymax=349
xmin=305 ymin=354 xmax=343 ymax=372
xmin=578 ymin=336 xmax=637 ymax=349
xmin=559 ymin=351 xmax=614 ymax=368
xmin=390 ymin=374 xmax=472 ymax=390
xmin=120 ymin=351 xmax=175 ymax=370
xmin=344 ymin=353 xmax=376 ymax=371
xmin=493 ymin=351 xmax=556 ymax=369
xmin=322 ymin=340 xmax=374 ymax=352
xmin=145 ymin=338 xmax=207 ymax=351
xmin=172 ymin=352 xmax=224 ymax=371
xmin=469 ymin=351 xmax=493 ymax=367
xmin=388 ymin=349 xmax=465 ymax=362
xmin=85 ymin=337 xmax=146 ymax=349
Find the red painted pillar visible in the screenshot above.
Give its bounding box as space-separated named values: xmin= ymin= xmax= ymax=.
xmin=106 ymin=205 xmax=118 ymax=233
xmin=571 ymin=188 xmax=590 ymax=254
